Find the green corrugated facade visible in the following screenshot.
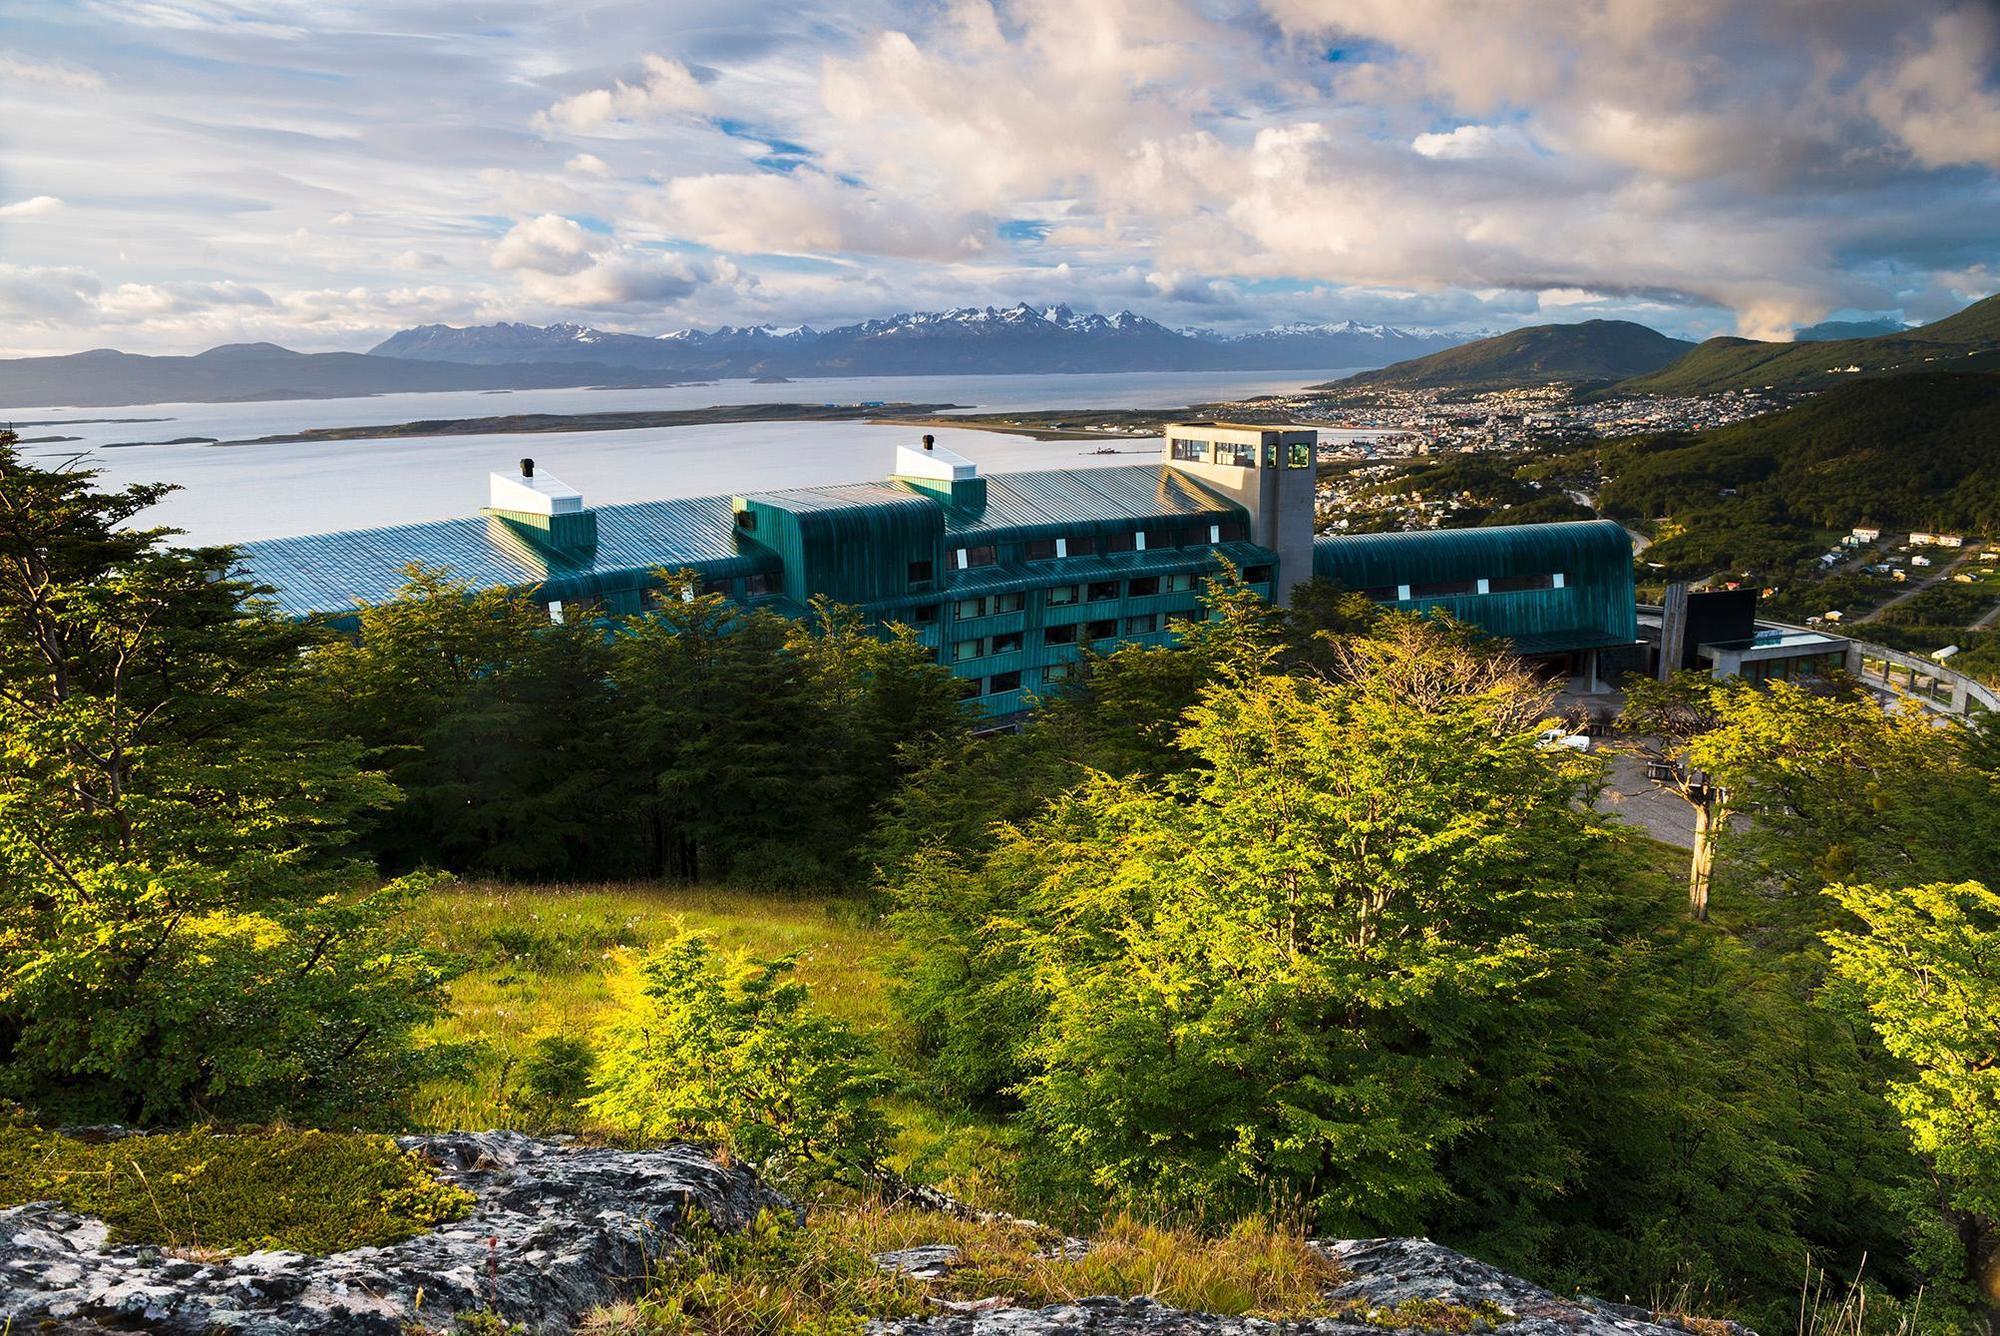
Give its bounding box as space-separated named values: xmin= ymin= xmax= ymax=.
xmin=1313 ymin=521 xmax=1637 ymax=653
xmin=239 ymin=464 xmax=1633 ymax=718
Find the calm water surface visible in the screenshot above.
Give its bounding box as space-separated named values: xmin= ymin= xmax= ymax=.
xmin=12 ymin=370 xmax=1363 ymax=543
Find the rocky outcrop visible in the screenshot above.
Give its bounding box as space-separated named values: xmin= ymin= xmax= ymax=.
xmin=3 ymin=1135 xmax=1756 ymax=1336
xmin=869 ymin=1237 xmax=1756 ymax=1336
xmin=0 ymin=1131 xmax=789 ymax=1335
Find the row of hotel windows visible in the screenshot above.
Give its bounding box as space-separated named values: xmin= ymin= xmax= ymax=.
xmin=1362 ymin=571 xmax=1565 ymax=602
xmin=928 ymin=521 xmax=1252 ymax=581
xmin=966 ymin=659 xmax=1092 ymax=699
xmin=951 ymin=611 xmax=1190 ymax=661
xmin=1168 ymin=437 xmax=1315 ymax=469
xmin=900 ymin=568 xmax=1274 ymax=627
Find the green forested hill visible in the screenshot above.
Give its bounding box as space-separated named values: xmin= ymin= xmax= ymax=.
xmin=1596 ymin=372 xmax=2000 ymax=531
xmin=1324 ymin=320 xmax=1694 ymax=391
xmin=1587 ymin=373 xmax=2000 ymax=579
xmin=1619 ymin=294 xmax=2000 ymax=395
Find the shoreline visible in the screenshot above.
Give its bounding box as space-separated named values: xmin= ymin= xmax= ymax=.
xmin=101 ymin=402 xmax=970 ymax=448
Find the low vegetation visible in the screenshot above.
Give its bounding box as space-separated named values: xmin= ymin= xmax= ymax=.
xmin=6 ymin=433 xmax=2000 ymax=1333
xmin=0 ymin=1120 xmax=473 ymax=1255
xmin=586 ymin=1207 xmax=1346 ymax=1336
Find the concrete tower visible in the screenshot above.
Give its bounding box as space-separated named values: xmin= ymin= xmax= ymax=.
xmin=1160 ymin=421 xmax=1319 ymax=605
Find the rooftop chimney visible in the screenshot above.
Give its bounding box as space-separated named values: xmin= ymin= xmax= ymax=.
xmin=922 ymin=434 xmax=935 ymax=451
xmin=520 ymin=457 xmax=535 ymax=478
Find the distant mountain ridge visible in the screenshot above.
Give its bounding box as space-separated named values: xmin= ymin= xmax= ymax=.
xmin=1618 ymin=294 xmax=2000 ymax=395
xmin=0 ymin=342 xmax=703 ymax=411
xmin=369 ymin=302 xmax=1470 ymax=377
xmin=1322 ymin=320 xmax=1697 ymax=392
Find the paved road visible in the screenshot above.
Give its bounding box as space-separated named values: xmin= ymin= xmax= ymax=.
xmin=1594 ymin=751 xmax=1695 ymax=850
xmin=1859 ymin=541 xmax=1981 ymax=624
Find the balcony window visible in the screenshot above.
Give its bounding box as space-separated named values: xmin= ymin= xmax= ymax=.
xmin=1411 ymin=579 xmax=1477 ymax=598
xmin=1244 ymin=565 xmax=1272 ymax=583
xmin=993 ymin=591 xmax=1025 ymax=614
xmin=1102 ymin=530 xmax=1136 ymax=554
xmin=961 ymin=544 xmax=998 ymax=568
xmin=1087 ymin=579 xmax=1120 ymax=602
xmin=955 ymin=597 xmax=986 ymax=619
xmin=1086 ymin=619 xmax=1118 ymax=641
xmin=1067 ymin=534 xmax=1097 ymax=557
xmin=952 ymin=637 xmax=987 ymax=662
xmin=907 ymin=559 xmax=934 ymax=589
xmin=991 ymin=631 xmax=1023 ymax=654
xmin=1287 ymin=441 xmax=1314 ymax=468
xmin=911 ymin=603 xmax=939 ymax=624
xmin=1170 ymin=437 xmax=1207 ymax=463
xmin=1124 ymin=614 xmax=1160 ymax=635
xmin=1048 ymin=584 xmax=1079 ymax=606
xmin=1487 ymin=572 xmax=1555 ymax=593
xmin=1176 ymin=526 xmax=1207 ymax=548
xmin=1128 ymin=575 xmax=1161 ymax=597
xmin=1363 ymin=586 xmax=1401 ymax=602
xmin=745 ymin=572 xmax=774 ymax=596
xmin=1167 ymin=572 xmax=1197 ymax=593
xmin=1218 ymin=521 xmax=1248 ymax=542
xmin=1145 ymin=528 xmax=1174 ymax=551
xmin=1045 ymin=661 xmax=1076 ymax=683
xmin=1044 ymin=623 xmax=1078 ymax=645
xmin=988 ymin=670 xmax=1022 ymax=694
xmin=1024 ymin=537 xmax=1058 ymax=560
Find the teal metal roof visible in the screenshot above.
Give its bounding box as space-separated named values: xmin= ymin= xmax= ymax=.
xmin=941 ymin=465 xmax=1236 ymax=535
xmin=239 ymin=495 xmax=771 ymax=617
xmin=1314 ymin=519 xmax=1633 ymax=584
xmin=744 ymin=465 xmax=1239 ymax=537
xmin=239 ymin=464 xmax=1239 ymax=619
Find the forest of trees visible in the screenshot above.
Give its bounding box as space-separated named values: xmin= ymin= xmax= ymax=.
xmin=3 ymin=433 xmax=1998 ymax=1332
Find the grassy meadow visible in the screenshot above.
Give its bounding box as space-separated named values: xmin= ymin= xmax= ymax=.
xmin=401 ymin=880 xmax=1023 ymax=1208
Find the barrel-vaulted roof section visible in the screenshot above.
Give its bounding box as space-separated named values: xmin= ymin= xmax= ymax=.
xmin=1313 ymin=519 xmax=1633 ymax=586
xmin=1314 ymin=519 xmax=1637 ymax=652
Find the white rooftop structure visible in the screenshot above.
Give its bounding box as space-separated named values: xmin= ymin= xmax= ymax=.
xmin=893 ymin=436 xmax=979 ymax=483
xmin=489 ymin=459 xmax=584 ymax=516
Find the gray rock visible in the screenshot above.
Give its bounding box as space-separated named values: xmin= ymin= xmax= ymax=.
xmin=0 ymin=1130 xmax=791 ymax=1335
xmin=876 ymin=1245 xmax=965 ymax=1280
xmin=868 ymin=1238 xmax=1758 ymax=1336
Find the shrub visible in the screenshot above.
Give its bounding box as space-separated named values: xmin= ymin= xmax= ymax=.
xmin=0 ymin=1118 xmax=473 ymax=1254
xmin=586 ymin=930 xmax=890 ymax=1189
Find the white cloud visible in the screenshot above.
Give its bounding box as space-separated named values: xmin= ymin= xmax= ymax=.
xmin=392 ymin=249 xmax=449 ymax=271
xmin=656 ymin=171 xmax=989 ymax=260
xmin=1411 ymin=125 xmax=1530 ymax=160
xmin=0 ymin=196 xmax=65 ymax=218
xmin=490 ymin=214 xmax=598 ymax=276
xmin=1865 ymin=5 xmax=2000 ymax=170
xmin=0 ymin=51 xmax=105 ymax=89
xmin=538 ymin=54 xmax=709 ymax=135
xmin=566 ymin=153 xmax=611 ymax=177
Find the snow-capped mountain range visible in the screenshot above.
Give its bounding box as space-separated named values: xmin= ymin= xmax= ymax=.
xmin=370 ymin=303 xmax=1472 ymax=376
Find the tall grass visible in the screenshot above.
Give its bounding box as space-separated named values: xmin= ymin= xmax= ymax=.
xmin=404 ymin=882 xmax=895 ymax=1135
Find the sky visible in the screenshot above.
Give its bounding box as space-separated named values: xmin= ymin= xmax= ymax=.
xmin=3 ymin=0 xmax=1999 ymax=356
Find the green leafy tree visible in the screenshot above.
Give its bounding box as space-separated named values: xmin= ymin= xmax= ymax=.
xmin=587 ymin=928 xmax=890 ymax=1189
xmin=1825 ymin=880 xmax=2000 ymax=1332
xmin=1002 ymin=616 xmax=1596 ymax=1230
xmin=306 ymin=566 xmax=638 ymax=878
xmin=0 ymin=437 xmax=451 ymax=1123
xmin=613 ymin=574 xmax=821 ymax=884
